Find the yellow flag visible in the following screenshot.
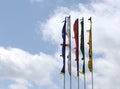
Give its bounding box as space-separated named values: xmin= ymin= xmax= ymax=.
xmin=88 ymin=58 xmax=92 ymax=72
xmin=88 ymin=17 xmax=93 ymax=72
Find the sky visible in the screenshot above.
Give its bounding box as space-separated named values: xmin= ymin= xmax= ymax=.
xmin=0 ymin=0 xmax=120 ymax=89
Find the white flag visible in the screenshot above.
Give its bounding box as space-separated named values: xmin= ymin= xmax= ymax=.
xmin=66 ymin=16 xmax=71 ymax=76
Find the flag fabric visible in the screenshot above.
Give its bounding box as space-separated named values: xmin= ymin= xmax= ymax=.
xmin=80 ymin=18 xmax=85 ymax=74
xmin=88 ymin=17 xmax=93 ymax=72
xmin=67 ymin=55 xmax=71 ymax=75
xmin=66 ymin=16 xmax=71 ymax=76
xmin=73 ymin=19 xmax=79 ymax=77
xmin=80 ymin=18 xmax=85 ymax=60
xmin=60 ymin=20 xmax=66 ymax=74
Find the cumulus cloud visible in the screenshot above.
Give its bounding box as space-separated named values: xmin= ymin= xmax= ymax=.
xmin=40 ymin=0 xmax=120 ymax=89
xmin=1 ymin=0 xmax=120 ymax=89
xmin=0 ymin=47 xmax=61 ymax=89
xmin=40 ymin=7 xmax=70 ymax=44
xmin=8 ymin=79 xmax=31 ymax=89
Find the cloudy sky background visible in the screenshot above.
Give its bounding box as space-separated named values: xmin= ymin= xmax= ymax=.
xmin=0 ymin=0 xmax=120 ymax=89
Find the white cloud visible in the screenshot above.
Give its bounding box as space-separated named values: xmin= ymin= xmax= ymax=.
xmin=1 ymin=0 xmax=120 ymax=89
xmin=8 ymin=79 xmax=31 ymax=89
xmin=40 ymin=7 xmax=70 ymax=44
xmin=0 ymin=47 xmax=61 ymax=89
xmin=40 ymin=0 xmax=120 ymax=89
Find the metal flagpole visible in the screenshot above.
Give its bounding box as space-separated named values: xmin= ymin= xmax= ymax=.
xmin=83 ymin=17 xmax=86 ymax=89
xmin=64 ymin=73 xmax=65 ymax=89
xmin=90 ymin=17 xmax=94 ymax=89
xmin=91 ymin=70 xmax=93 ymax=89
xmin=78 ymin=19 xmax=80 ymax=89
xmin=64 ymin=18 xmax=66 ymax=89
xmin=78 ymin=75 xmax=79 ymax=89
xmin=84 ymin=61 xmax=86 ymax=89
xmin=69 ymin=16 xmax=72 ymax=89
xmin=77 ymin=58 xmax=80 ymax=89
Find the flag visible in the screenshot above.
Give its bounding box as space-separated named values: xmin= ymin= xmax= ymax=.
xmin=66 ymin=16 xmax=71 ymax=76
xmin=73 ymin=19 xmax=79 ymax=76
xmin=60 ymin=20 xmax=66 ymax=74
xmin=68 ymin=55 xmax=71 ymax=75
xmin=88 ymin=17 xmax=93 ymax=72
xmin=80 ymin=17 xmax=85 ymax=74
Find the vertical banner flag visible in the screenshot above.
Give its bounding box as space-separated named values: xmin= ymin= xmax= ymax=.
xmin=80 ymin=17 xmax=85 ymax=74
xmin=66 ymin=16 xmax=71 ymax=76
xmin=88 ymin=17 xmax=93 ymax=72
xmin=60 ymin=19 xmax=66 ymax=74
xmin=73 ymin=19 xmax=79 ymax=77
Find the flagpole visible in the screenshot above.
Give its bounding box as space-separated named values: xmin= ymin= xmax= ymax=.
xmin=83 ymin=17 xmax=86 ymax=89
xmin=84 ymin=61 xmax=86 ymax=89
xmin=78 ymin=19 xmax=80 ymax=89
xmin=91 ymin=70 xmax=93 ymax=89
xmin=78 ymin=62 xmax=79 ymax=89
xmin=64 ymin=73 xmax=65 ymax=89
xmin=78 ymin=75 xmax=79 ymax=89
xmin=69 ymin=16 xmax=72 ymax=89
xmin=77 ymin=59 xmax=80 ymax=89
xmin=64 ymin=18 xmax=66 ymax=89
xmin=90 ymin=17 xmax=94 ymax=89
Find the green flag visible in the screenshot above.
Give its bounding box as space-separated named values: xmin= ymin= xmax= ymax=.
xmin=80 ymin=17 xmax=85 ymax=74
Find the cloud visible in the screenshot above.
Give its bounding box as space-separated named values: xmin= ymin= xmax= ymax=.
xmin=40 ymin=0 xmax=120 ymax=89
xmin=40 ymin=7 xmax=70 ymax=44
xmin=8 ymin=79 xmax=31 ymax=89
xmin=0 ymin=47 xmax=61 ymax=89
xmin=1 ymin=0 xmax=120 ymax=89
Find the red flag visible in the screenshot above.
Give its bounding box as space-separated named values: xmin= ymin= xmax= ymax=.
xmin=73 ymin=19 xmax=79 ymax=76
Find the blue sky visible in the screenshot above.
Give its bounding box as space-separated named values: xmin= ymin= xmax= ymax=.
xmin=0 ymin=0 xmax=89 ymax=54
xmin=0 ymin=0 xmax=53 ymax=54
xmin=0 ymin=0 xmax=120 ymax=89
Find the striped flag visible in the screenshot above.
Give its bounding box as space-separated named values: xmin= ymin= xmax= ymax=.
xmin=73 ymin=19 xmax=79 ymax=77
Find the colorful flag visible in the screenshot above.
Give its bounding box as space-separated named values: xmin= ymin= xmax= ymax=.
xmin=60 ymin=20 xmax=66 ymax=74
xmin=88 ymin=17 xmax=93 ymax=72
xmin=66 ymin=16 xmax=71 ymax=76
xmin=80 ymin=18 xmax=85 ymax=74
xmin=73 ymin=19 xmax=79 ymax=76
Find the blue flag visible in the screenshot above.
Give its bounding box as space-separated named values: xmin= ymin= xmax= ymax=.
xmin=60 ymin=20 xmax=66 ymax=74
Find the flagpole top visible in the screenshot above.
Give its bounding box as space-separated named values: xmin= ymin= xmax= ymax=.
xmin=88 ymin=17 xmax=92 ymax=21
xmin=80 ymin=17 xmax=84 ymax=21
xmin=82 ymin=17 xmax=84 ymax=20
xmin=65 ymin=16 xmax=70 ymax=19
